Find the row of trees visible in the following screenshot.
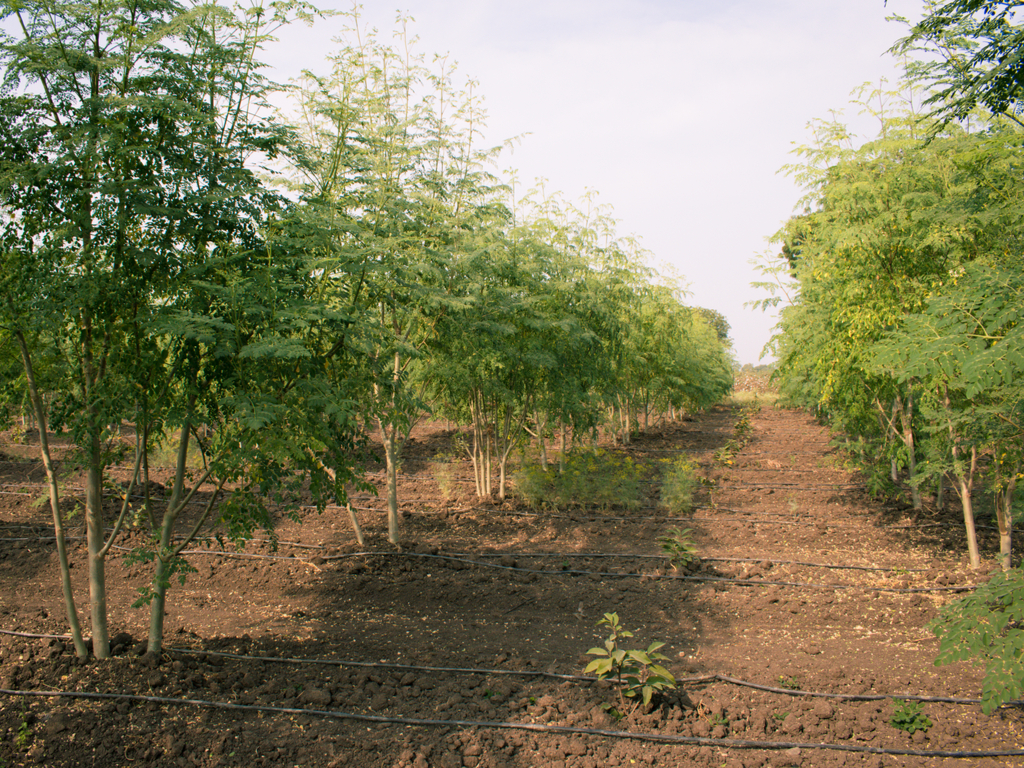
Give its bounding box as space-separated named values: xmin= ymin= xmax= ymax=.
xmin=0 ymin=1 xmax=733 ymax=659
xmin=755 ymin=1 xmax=1024 ymax=571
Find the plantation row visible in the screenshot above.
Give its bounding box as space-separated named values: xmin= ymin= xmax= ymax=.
xmin=754 ymin=10 xmax=1024 ymax=571
xmin=0 ymin=2 xmax=733 ymax=668
xmin=753 ymin=3 xmax=1024 ymax=715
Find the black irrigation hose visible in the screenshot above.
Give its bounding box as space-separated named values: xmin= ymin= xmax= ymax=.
xmin=723 ymin=482 xmax=865 ymax=490
xmin=5 ymin=629 xmax=1020 ymax=708
xmin=0 ymin=535 xmax=940 ymax=576
xmin=1 ymin=688 xmax=1021 ymax=758
xmin=132 ymin=547 xmax=976 ymax=593
xmin=460 ymin=552 xmax=934 ymax=574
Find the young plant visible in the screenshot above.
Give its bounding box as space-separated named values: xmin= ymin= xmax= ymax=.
xmin=657 ymin=527 xmax=699 ymax=570
xmin=890 ymin=699 xmax=932 ymax=734
xmin=584 ymin=613 xmax=677 ymax=712
xmin=15 ymin=708 xmax=31 ymax=750
xmin=659 ymin=459 xmax=699 ymax=514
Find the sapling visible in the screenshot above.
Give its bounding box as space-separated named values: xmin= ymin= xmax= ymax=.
xmin=657 ymin=527 xmax=699 ymax=570
xmin=585 ymin=613 xmax=677 ymax=713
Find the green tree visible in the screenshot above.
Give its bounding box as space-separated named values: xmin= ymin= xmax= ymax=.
xmin=285 ymin=10 xmax=503 ymax=541
xmin=893 ymin=0 xmax=1024 ymax=126
xmin=0 ymin=0 xmax=355 ymax=657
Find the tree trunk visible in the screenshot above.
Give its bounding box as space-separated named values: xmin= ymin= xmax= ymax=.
xmin=895 ymin=390 xmax=921 ymax=509
xmin=383 ymin=430 xmax=400 ymax=543
xmin=994 ymin=474 xmax=1016 ymax=572
xmin=942 ymin=384 xmax=980 ymax=569
xmin=951 ymin=443 xmax=980 ymax=570
xmin=85 ymin=435 xmax=110 ymax=659
xmin=147 ymin=524 xmax=175 ymax=655
xmin=14 ymin=331 xmax=87 ymax=657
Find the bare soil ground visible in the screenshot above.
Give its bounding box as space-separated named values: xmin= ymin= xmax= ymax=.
xmin=0 ymin=397 xmax=1022 ymax=768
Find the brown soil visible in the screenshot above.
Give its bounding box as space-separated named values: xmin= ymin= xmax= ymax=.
xmin=0 ymin=401 xmax=1022 ymax=768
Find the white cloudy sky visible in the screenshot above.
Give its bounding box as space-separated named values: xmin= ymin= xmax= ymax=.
xmin=266 ymin=0 xmax=925 ymax=365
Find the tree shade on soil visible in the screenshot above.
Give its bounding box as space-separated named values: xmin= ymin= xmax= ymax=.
xmin=0 ymin=403 xmax=1021 ymax=767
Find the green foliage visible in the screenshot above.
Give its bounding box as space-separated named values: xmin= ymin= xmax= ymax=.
xmin=658 ymin=459 xmax=699 ymax=515
xmin=656 ymin=526 xmax=699 ymax=570
xmin=714 ymin=406 xmax=757 ymax=466
xmin=930 ymin=566 xmax=1024 ymax=714
xmin=584 ymin=613 xmax=677 ymax=710
xmin=15 ymin=707 xmax=31 ymax=750
xmin=893 ymin=0 xmax=1024 ymax=125
xmin=777 ymin=675 xmax=801 ymax=690
xmin=889 ymin=699 xmax=933 ymax=735
xmin=513 ymin=450 xmax=645 ymax=511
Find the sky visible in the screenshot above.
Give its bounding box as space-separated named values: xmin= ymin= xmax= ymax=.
xmin=266 ymin=0 xmax=926 ymax=365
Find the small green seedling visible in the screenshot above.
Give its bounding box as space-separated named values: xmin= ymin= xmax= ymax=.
xmin=657 ymin=527 xmax=699 ymax=570
xmin=777 ymin=675 xmax=800 ymax=690
xmin=15 ymin=710 xmax=31 ymax=750
xmin=890 ymin=699 xmax=932 ymax=734
xmin=585 ymin=613 xmax=677 ymax=713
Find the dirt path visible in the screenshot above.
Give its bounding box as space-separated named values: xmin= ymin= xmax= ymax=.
xmin=0 ymin=403 xmax=1021 ymax=767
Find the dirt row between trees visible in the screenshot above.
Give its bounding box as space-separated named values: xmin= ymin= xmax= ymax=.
xmin=0 ymin=403 xmax=1021 ymax=767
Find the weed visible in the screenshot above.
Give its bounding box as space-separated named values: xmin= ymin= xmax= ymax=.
xmin=710 ymin=713 xmax=730 ymax=733
xmin=15 ymin=709 xmax=31 ymax=750
xmin=657 ymin=527 xmax=699 ymax=570
xmin=890 ymin=699 xmax=932 ymax=734
xmin=514 ymin=450 xmax=645 ymax=511
xmin=431 ymin=442 xmax=463 ymax=500
xmin=777 ymin=675 xmax=801 ymax=690
xmin=659 ymin=458 xmax=699 ymax=514
xmin=585 ymin=613 xmax=677 ymax=712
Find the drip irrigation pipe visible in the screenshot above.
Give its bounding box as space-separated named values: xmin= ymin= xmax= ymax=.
xmin=458 ymin=552 xmax=934 ymax=574
xmin=1 ymin=688 xmax=1021 ymax=758
xmin=723 ymin=482 xmax=865 ymax=490
xmin=0 ymin=533 xmax=941 ymax=576
xmin=0 ymin=537 xmax=955 ymax=578
xmin=105 ymin=546 xmax=976 ymax=593
xmin=3 ymin=630 xmax=1018 ymax=708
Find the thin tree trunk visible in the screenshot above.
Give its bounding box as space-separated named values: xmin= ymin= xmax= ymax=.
xmin=346 ymin=503 xmax=366 ymax=547
xmin=994 ymin=473 xmax=1016 ymax=571
xmin=895 ymin=390 xmax=921 ymax=509
xmin=14 ymin=330 xmax=87 ymax=658
xmin=942 ymin=384 xmax=980 ymax=569
xmin=382 ymin=430 xmax=400 ymax=543
xmin=85 ymin=436 xmax=110 ymax=659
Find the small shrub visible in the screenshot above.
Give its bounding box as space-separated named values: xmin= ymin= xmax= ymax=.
xmin=513 ymin=450 xmax=645 ymax=511
xmin=659 ymin=458 xmax=698 ymax=514
xmin=890 ymin=699 xmax=932 ymax=734
xmin=584 ymin=612 xmax=677 ymax=712
xmin=657 ymin=526 xmax=699 ymax=570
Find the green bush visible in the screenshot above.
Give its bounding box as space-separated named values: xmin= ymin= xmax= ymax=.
xmin=930 ymin=566 xmax=1024 ymax=714
xmin=890 ymin=699 xmax=932 ymax=734
xmin=513 ymin=449 xmax=645 ymax=511
xmin=659 ymin=458 xmax=698 ymax=514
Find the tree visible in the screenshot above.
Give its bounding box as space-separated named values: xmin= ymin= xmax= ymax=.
xmin=0 ymin=0 xmax=356 ymax=657
xmin=285 ymin=10 xmax=504 ymax=541
xmin=893 ymin=0 xmax=1024 ymax=126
